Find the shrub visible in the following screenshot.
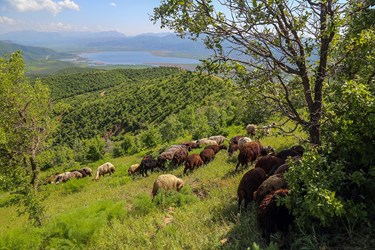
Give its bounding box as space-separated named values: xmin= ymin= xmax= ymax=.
xmin=282 ymin=150 xmax=346 ymax=228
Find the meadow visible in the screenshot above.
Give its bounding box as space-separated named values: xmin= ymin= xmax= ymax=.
xmin=0 ymin=125 xmax=300 ymax=249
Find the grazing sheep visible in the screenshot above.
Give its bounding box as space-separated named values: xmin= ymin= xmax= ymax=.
xmin=180 ymin=141 xmax=200 ymax=150
xmin=253 ymin=174 xmax=288 ymax=204
xmin=246 ymin=124 xmax=258 ymax=136
xmin=256 ymin=189 xmax=292 ymax=242
xmin=237 ymin=168 xmax=267 ymax=210
xmin=139 ymin=155 xmax=159 ymax=177
xmin=273 ymin=156 xmax=301 ymax=175
xmin=238 ymin=137 xmax=252 ymax=150
xmin=55 ymin=172 xmax=71 ymax=183
xmin=152 ymin=174 xmax=184 ymax=199
xmin=81 ymin=167 xmax=93 ymax=177
xmin=171 ymin=147 xmax=188 ymax=167
xmin=200 ymin=148 xmax=216 ymax=164
xmin=95 ymin=162 xmax=115 ymax=180
xmin=235 ymin=141 xmax=263 ymax=170
xmin=290 ymin=145 xmax=305 ymax=156
xmin=204 ymin=144 xmax=227 ymax=154
xmin=158 ymin=150 xmax=178 ymax=169
xmin=208 ymin=135 xmax=227 ymax=145
xmin=275 ymin=149 xmax=301 ymax=161
xmin=228 ymin=143 xmax=239 ymax=156
xmin=197 ymin=139 xmax=219 ymax=147
xmin=128 ymin=163 xmax=140 ymax=175
xmin=254 ymin=155 xmax=285 ymax=175
xmin=184 ymin=154 xmax=204 ymax=174
xmin=260 ymin=122 xmax=276 ymax=135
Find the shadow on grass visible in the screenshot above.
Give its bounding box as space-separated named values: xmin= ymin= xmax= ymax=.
xmin=213 ymin=201 xmax=269 ymax=249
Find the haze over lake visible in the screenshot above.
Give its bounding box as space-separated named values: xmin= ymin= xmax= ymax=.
xmin=78 ymin=51 xmax=201 ymax=66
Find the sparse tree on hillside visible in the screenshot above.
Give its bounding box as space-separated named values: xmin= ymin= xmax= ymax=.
xmin=152 ymin=0 xmax=348 ymax=146
xmin=0 ymin=51 xmax=54 ymax=226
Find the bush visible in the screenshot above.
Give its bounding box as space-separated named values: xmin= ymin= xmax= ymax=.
xmin=282 ymin=149 xmax=346 ymax=228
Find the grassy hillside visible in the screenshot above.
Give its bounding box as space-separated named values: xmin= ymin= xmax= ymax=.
xmin=0 ymin=125 xmax=302 ymax=249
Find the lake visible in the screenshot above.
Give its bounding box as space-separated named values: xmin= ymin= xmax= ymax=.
xmin=77 ymin=51 xmax=200 ymax=66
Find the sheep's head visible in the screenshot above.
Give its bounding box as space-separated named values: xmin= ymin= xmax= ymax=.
xmin=177 ymin=179 xmax=184 ymax=191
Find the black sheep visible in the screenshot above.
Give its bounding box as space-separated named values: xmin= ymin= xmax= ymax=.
xmin=256 ymin=188 xmax=293 ymax=242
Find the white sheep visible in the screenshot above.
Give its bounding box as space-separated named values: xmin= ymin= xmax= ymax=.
xmin=208 ymin=135 xmax=227 ymax=145
xmin=95 ymin=162 xmax=116 ymax=180
xmin=152 ymin=174 xmax=184 ymax=199
xmin=197 ymin=139 xmax=218 ymax=146
xmin=128 ymin=163 xmax=140 ymax=175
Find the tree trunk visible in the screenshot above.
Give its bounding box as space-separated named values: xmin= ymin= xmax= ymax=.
xmin=309 ymin=101 xmax=322 ymax=146
xmin=30 ymin=156 xmax=38 ymax=190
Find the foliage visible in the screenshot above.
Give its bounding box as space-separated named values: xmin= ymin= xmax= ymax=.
xmin=82 ymin=136 xmax=106 ymax=162
xmin=139 ymin=126 xmax=162 ymax=149
xmin=0 ymin=51 xmax=54 ymax=226
xmin=283 ymin=150 xmax=346 ymax=227
xmin=152 ymin=0 xmax=348 ymax=145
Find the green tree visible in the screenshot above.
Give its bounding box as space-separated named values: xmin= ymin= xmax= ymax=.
xmin=0 ymin=51 xmax=53 ymax=226
xmin=152 ymin=0 xmax=346 ymax=146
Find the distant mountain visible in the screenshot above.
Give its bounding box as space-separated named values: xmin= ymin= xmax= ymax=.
xmin=0 ymin=31 xmax=126 ymax=47
xmin=0 ymin=30 xmax=211 ymax=58
xmin=0 ymin=40 xmax=70 ymax=61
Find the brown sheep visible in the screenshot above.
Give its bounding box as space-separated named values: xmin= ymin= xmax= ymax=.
xmin=95 ymin=162 xmax=115 ymax=180
xmin=152 ymin=174 xmax=184 ymax=200
xmin=180 ymin=142 xmax=200 ymax=150
xmin=183 ymin=154 xmax=204 ymax=174
xmin=253 ymin=174 xmax=288 ymax=204
xmin=237 ymin=168 xmax=267 ymax=210
xmin=256 ymin=189 xmax=292 ymax=242
xmin=254 ymin=155 xmax=285 ymax=175
xmin=200 ymin=148 xmax=215 ymax=164
xmin=228 ymin=143 xmax=239 ymax=156
xmin=128 ymin=163 xmax=140 ymax=175
xmin=235 ymin=141 xmax=263 ymax=170
xmin=204 ymin=144 xmax=227 ymax=154
xmin=171 ymin=147 xmax=188 ymax=167
xmin=229 ymin=135 xmax=242 ymax=146
xmin=238 ymin=137 xmax=252 ymax=150
xmin=272 ymin=156 xmax=301 ymax=175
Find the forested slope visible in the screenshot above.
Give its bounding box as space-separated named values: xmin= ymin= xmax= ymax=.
xmin=47 ymin=67 xmax=248 ymax=146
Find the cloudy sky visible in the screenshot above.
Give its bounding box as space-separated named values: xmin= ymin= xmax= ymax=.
xmin=0 ymin=0 xmax=169 ymax=35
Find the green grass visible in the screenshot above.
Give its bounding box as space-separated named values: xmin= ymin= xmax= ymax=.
xmin=0 ymin=127 xmax=303 ymax=249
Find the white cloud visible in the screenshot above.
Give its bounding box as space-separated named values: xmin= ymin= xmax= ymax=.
xmin=0 ymin=16 xmax=18 ymax=25
xmin=5 ymin=0 xmax=80 ymax=14
xmin=110 ymin=2 xmax=116 ymax=7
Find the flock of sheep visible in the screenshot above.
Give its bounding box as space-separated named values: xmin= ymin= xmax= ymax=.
xmin=45 ymin=122 xmax=304 ymax=242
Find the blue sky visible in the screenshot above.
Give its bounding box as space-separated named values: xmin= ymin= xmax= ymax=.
xmin=0 ymin=0 xmax=169 ymax=35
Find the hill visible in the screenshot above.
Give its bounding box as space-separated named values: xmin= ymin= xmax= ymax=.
xmin=39 ymin=67 xmax=251 ymax=146
xmin=0 ymin=40 xmax=70 ymax=61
